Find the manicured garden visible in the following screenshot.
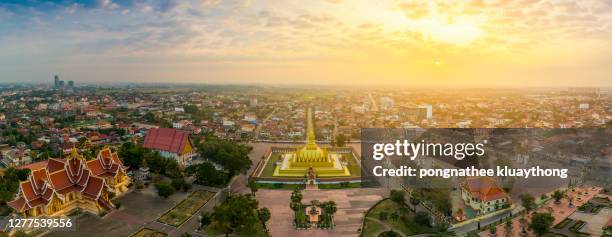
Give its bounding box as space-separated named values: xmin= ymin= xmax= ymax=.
xmin=361 ymin=198 xmax=433 ymax=237
xmin=553 ymin=218 xmax=572 ymax=229
xmin=290 ymin=189 xmax=337 ymax=229
xmin=569 ymin=220 xmax=589 ymax=237
xmin=131 ymin=228 xmax=167 ymax=237
xmin=259 ymin=152 xmax=282 ymax=177
xmin=158 ymin=190 xmax=215 ymax=227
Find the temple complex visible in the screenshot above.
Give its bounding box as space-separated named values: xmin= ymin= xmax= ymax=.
xmin=273 ymin=108 xmax=351 ymax=178
xmin=7 ymin=148 xmax=130 ymax=217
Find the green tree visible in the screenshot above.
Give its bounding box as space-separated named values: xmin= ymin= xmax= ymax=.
xmin=529 ymin=212 xmax=555 ymax=236
xmin=155 ymin=180 xmax=175 ymax=198
xmin=171 ymin=176 xmax=190 ymax=191
xmin=248 ymin=179 xmax=258 ymax=196
xmin=0 ymin=168 xmax=30 ymax=203
xmin=519 ymin=193 xmax=536 ymax=212
xmin=200 ymin=213 xmax=211 ymax=228
xmin=432 ymin=222 xmax=455 ymax=237
xmin=390 ymin=189 xmax=405 ymax=205
xmin=197 ymin=138 xmax=252 ymax=176
xmin=414 ymin=211 xmax=431 ymax=227
xmin=322 ymin=201 xmax=337 ymax=216
xmin=257 ymin=207 xmax=271 ymax=232
xmin=552 ymin=190 xmax=565 ymax=203
xmin=211 ymin=194 xmax=260 ymax=235
xmin=185 ymin=162 xmax=228 ymax=186
xmin=335 ymin=133 xmax=346 ymax=147
xmin=291 ymin=189 xmax=303 ymax=203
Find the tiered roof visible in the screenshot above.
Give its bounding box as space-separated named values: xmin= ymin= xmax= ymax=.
xmin=7 ymin=148 xmax=123 ymax=213
xmin=86 ymin=148 xmax=125 ymax=177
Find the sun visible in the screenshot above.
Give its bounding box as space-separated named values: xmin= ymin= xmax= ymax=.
xmin=435 ymin=61 xmax=441 ymax=67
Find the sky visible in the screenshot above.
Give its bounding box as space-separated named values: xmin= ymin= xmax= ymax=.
xmin=0 ymin=0 xmax=611 ymax=87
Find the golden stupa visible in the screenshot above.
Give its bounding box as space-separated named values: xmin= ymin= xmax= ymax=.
xmin=273 ymin=108 xmax=351 ymax=177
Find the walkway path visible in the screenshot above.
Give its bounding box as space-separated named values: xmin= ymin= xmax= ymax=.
xmin=365 ymin=217 xmax=407 ymax=237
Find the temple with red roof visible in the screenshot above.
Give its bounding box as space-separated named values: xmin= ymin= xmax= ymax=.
xmin=142 ymin=128 xmax=195 ymax=168
xmin=461 ymin=177 xmax=510 ymax=214
xmin=7 ymin=148 xmax=130 ymax=217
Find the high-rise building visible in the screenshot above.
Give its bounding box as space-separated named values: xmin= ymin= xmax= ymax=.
xmin=68 ymin=80 xmax=74 ymax=88
xmin=59 ymin=80 xmax=65 ymax=87
xmin=54 ymin=75 xmax=60 ymax=88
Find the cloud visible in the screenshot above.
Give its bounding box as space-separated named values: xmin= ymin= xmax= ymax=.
xmin=1 ymin=0 xmax=612 ymax=86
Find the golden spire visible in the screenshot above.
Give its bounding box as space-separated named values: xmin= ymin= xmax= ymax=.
xmin=69 ymin=145 xmax=83 ymax=160
xmin=306 ymin=108 xmax=317 ymax=149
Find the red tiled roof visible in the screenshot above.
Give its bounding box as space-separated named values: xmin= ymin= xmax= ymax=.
xmin=142 ymin=128 xmax=191 ymax=154
xmin=47 ymin=158 xmax=66 ymax=173
xmin=8 ymin=148 xmax=123 ymax=213
xmin=82 ymin=176 xmax=104 ymax=199
xmin=7 ymin=197 xmax=26 ymax=211
xmin=463 ymin=177 xmax=507 ymax=202
xmin=86 ymin=148 xmax=124 ymax=177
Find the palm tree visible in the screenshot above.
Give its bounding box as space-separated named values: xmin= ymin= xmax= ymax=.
xmin=552 ymin=190 xmax=565 ymax=204
xmin=505 ymin=219 xmax=513 ymax=237
xmin=248 ymin=179 xmax=258 ymax=196
xmin=322 ymin=201 xmax=337 ymax=216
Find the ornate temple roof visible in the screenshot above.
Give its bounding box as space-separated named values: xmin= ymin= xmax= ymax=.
xmin=86 ymin=147 xmax=126 ymax=178
xmin=7 ymin=148 xmax=118 ymax=212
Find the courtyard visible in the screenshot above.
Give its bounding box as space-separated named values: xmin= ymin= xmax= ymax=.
xmin=44 ymin=186 xmax=193 ymax=237
xmin=256 ymin=187 xmax=384 ymax=237
xmin=478 ymin=186 xmax=606 ymax=237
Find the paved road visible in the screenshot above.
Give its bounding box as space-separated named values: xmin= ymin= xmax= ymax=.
xmin=228 ymin=142 xmax=268 ymax=194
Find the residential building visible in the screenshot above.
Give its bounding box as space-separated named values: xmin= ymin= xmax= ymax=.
xmin=461 ymin=177 xmax=509 ymax=214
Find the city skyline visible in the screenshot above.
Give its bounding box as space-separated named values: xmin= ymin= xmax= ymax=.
xmin=1 ymin=0 xmax=612 ymax=87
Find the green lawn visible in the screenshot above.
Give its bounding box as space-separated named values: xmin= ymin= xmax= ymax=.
xmin=342 ymin=153 xmax=361 ymax=177
xmin=362 ymin=199 xmax=432 ymax=237
xmin=131 ymin=228 xmax=167 ymax=237
xmin=158 ymin=190 xmax=215 ymax=227
xmin=259 ymin=152 xmax=361 ymax=179
xmin=259 ymin=152 xmax=282 ymax=177
xmin=361 ymin=218 xmax=386 ymax=237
